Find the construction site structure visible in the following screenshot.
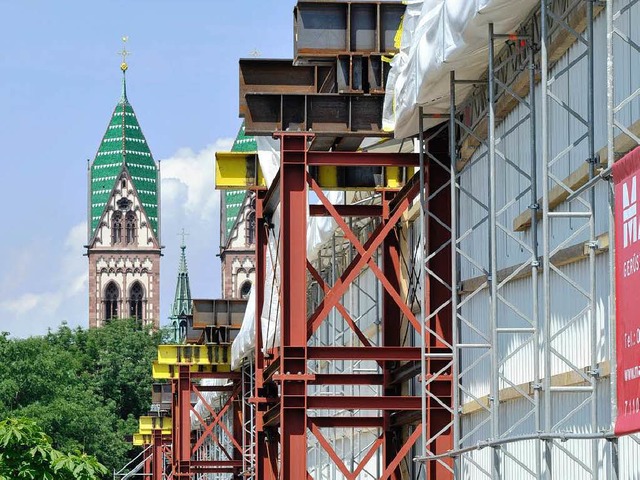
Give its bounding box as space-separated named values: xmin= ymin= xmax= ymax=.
xmin=114 ymin=0 xmax=640 ymax=479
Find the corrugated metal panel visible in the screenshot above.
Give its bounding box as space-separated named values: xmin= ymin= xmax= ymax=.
xmin=458 ymin=251 xmax=610 ymax=399
xmin=460 ymin=379 xmax=640 ymax=479
xmin=458 ymin=3 xmax=639 ymax=281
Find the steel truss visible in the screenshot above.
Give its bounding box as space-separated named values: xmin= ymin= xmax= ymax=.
xmin=169 ymin=368 xmax=243 ymax=479
xmin=250 ymin=133 xmax=451 ymax=479
xmin=415 ymin=0 xmax=640 ymax=478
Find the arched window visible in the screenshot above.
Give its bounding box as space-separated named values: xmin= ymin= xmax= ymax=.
xmin=104 ymin=282 xmax=119 ymax=321
xmin=239 ymin=280 xmax=252 ymax=299
xmin=111 ymin=212 xmax=122 ymax=245
xmin=125 ymin=211 xmax=137 ymax=245
xmin=129 ymin=282 xmax=144 ymax=320
xmin=246 ymin=210 xmax=256 ymax=246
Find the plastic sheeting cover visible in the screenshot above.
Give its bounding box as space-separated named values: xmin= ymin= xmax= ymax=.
xmin=383 ymin=0 xmax=538 ymax=138
xmin=231 ymin=136 xmax=343 ymax=369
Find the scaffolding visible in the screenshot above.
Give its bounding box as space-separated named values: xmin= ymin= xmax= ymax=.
xmin=414 ymin=0 xmax=640 ymax=478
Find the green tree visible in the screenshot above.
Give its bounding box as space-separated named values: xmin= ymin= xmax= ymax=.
xmin=0 ymin=417 xmax=107 ymax=480
xmin=0 ymin=319 xmax=163 ymax=476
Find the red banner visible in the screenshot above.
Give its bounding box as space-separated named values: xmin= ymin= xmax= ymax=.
xmin=614 ymin=146 xmax=640 ymax=435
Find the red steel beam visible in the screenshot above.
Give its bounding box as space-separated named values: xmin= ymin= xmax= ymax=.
xmin=306 ymin=151 xmax=419 ymax=167
xmin=306 ymin=396 xmax=422 ymax=410
xmin=307 ymin=346 xmax=421 ymax=361
xmin=308 ymin=417 xmax=384 ymax=428
xmin=309 ymin=204 xmax=383 ymax=217
xmin=310 ymin=374 xmax=384 ymax=385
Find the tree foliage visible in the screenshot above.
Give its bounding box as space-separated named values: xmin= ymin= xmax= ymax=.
xmin=0 ymin=319 xmax=163 ymax=477
xmin=0 ymin=417 xmax=107 ymax=480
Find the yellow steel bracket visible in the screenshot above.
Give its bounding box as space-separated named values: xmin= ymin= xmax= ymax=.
xmin=132 ymin=433 xmax=152 ymax=446
xmin=139 ymin=416 xmax=172 ymax=435
xmin=152 ymin=361 xmax=230 ymax=379
xmin=215 ymin=151 xmax=266 ymax=189
xmin=157 ymin=344 xmax=230 ymax=365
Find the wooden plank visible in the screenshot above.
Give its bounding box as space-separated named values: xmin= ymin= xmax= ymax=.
xmin=462 ymin=360 xmax=610 ymax=415
xmin=513 ymin=119 xmax=640 ymax=232
xmin=460 ymin=232 xmax=609 ymax=294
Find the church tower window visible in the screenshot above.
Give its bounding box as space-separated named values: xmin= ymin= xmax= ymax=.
xmin=129 ymin=281 xmax=144 ymax=320
xmin=112 ymin=212 xmax=123 ymax=245
xmin=125 ymin=211 xmax=137 ymax=244
xmin=240 ymin=280 xmax=252 ymax=299
xmin=246 ymin=210 xmax=256 ymax=246
xmin=104 ymin=282 xmax=119 ymax=321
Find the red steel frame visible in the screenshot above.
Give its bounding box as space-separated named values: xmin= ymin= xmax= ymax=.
xmin=168 ymin=366 xmax=243 ymax=478
xmin=251 ymin=133 xmax=453 ymax=479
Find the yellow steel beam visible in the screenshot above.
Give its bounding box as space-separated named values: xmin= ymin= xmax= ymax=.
xmin=152 ymin=361 xmax=231 ymax=379
xmin=132 ymin=433 xmax=152 ymax=446
xmin=215 ymin=150 xmax=412 ymax=190
xmin=157 ymin=344 xmax=231 ymax=366
xmin=139 ymin=416 xmax=172 ymax=435
xmin=215 ymin=152 xmax=265 ymax=189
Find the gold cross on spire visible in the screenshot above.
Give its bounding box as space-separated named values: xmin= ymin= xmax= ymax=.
xmin=118 ymin=36 xmax=130 ymax=72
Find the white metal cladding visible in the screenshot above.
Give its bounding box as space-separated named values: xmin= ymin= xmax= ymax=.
xmin=458 ymin=253 xmax=610 ymax=401
xmin=458 ymin=8 xmax=626 ymax=282
xmin=460 ymin=380 xmax=640 ymax=479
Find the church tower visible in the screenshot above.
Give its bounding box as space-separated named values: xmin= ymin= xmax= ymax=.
xmin=87 ymin=47 xmax=161 ymax=329
xmin=219 ymin=122 xmax=256 ymax=299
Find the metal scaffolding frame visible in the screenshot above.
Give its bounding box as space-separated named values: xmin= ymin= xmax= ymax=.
xmin=414 ymin=0 xmax=640 ymax=479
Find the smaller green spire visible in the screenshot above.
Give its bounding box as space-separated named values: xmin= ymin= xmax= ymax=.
xmin=170 ymin=230 xmax=193 ymax=342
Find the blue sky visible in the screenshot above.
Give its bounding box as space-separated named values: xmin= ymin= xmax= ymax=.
xmin=0 ymin=1 xmax=293 ymax=337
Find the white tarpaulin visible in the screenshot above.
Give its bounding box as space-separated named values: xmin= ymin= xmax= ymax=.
xmin=383 ymin=0 xmax=538 ymax=138
xmin=230 ymin=136 xmax=343 ymax=369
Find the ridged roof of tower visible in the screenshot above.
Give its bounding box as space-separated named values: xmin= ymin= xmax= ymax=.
xmin=231 ymin=121 xmax=257 ymax=152
xmin=224 ymin=122 xmax=256 ymax=239
xmin=90 ymin=74 xmax=158 ymax=236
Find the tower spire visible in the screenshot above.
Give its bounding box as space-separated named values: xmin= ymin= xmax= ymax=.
xmin=118 ymin=36 xmax=130 ymax=102
xmin=170 ymin=230 xmax=192 ymax=342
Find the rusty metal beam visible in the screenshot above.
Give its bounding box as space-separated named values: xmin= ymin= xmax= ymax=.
xmin=293 ymin=2 xmax=405 ymax=62
xmin=243 ymin=93 xmax=387 ymax=137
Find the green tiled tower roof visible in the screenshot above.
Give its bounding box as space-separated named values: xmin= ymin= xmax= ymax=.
xmin=224 ymin=122 xmax=257 ymax=239
xmin=90 ymin=73 xmax=158 ymax=236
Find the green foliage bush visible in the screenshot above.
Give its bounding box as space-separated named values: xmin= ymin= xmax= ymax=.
xmin=0 ymin=417 xmax=107 ymax=480
xmin=0 ymin=319 xmax=164 ymax=477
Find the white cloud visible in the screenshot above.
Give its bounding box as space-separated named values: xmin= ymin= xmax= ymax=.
xmin=159 ymin=140 xmax=232 ymax=323
xmin=160 ymin=138 xmax=233 ymax=222
xmin=0 ymin=221 xmax=88 ymax=337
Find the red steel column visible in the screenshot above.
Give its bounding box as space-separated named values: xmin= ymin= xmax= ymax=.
xmin=152 ymin=430 xmax=163 ymax=480
xmin=254 ymin=189 xmax=278 ymax=480
xmin=425 ymin=142 xmax=453 ymax=478
xmin=382 ymin=191 xmax=403 ymax=478
xmin=144 ymin=441 xmax=152 ymax=477
xmin=278 ymin=133 xmax=309 ymax=479
xmin=172 ymin=365 xmax=192 ymax=478
xmin=233 ymin=392 xmax=243 ymax=478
